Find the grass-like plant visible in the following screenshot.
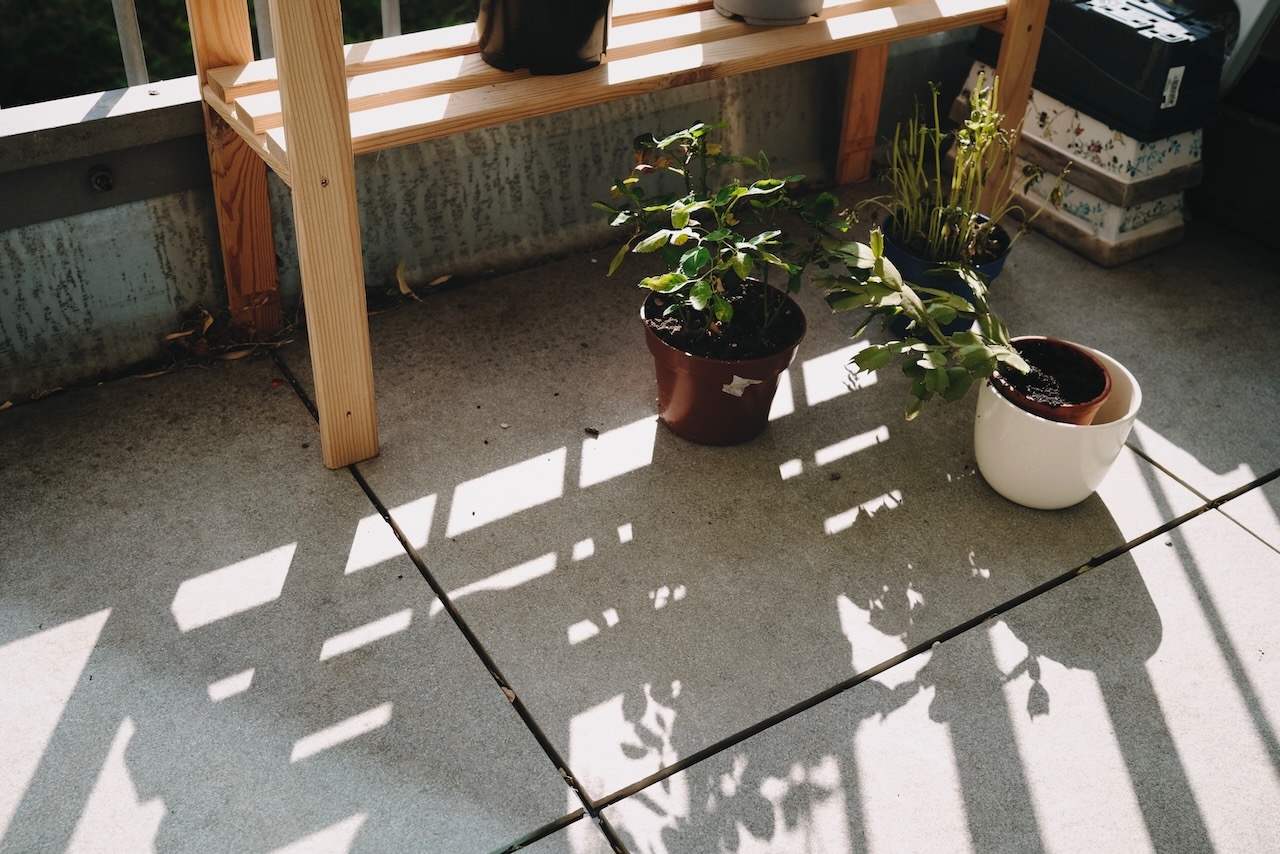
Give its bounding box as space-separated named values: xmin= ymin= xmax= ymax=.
xmin=870 ymin=73 xmax=1063 ymax=265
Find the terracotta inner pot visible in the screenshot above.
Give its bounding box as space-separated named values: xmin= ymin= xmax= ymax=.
xmin=992 ymin=336 xmax=1112 ymax=425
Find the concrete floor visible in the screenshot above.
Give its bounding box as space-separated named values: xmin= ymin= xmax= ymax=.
xmin=3 ymin=201 xmax=1279 ymax=853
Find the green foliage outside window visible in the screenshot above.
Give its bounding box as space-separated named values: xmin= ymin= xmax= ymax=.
xmin=0 ymin=0 xmax=474 ymax=108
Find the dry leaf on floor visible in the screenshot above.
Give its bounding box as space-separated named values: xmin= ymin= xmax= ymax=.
xmin=396 ymin=260 xmax=424 ymax=303
xmin=0 ymin=401 xmax=12 ymax=411
xmin=428 ymin=274 xmax=452 ymax=287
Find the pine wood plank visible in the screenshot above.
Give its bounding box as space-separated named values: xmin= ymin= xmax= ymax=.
xmin=836 ymin=42 xmax=890 ymax=183
xmin=984 ymin=0 xmax=1049 ymax=212
xmin=203 ymin=86 xmax=292 ymax=182
xmin=255 ymin=0 xmax=1007 ymax=158
xmin=185 ymin=0 xmax=283 ymax=337
xmin=269 ymin=0 xmax=379 ymax=468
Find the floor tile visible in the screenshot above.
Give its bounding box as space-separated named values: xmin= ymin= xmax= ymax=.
xmin=587 ymin=507 xmax=1280 ymax=853
xmin=0 ymin=362 xmax=570 ymax=853
xmin=305 ymin=248 xmax=1208 ymax=807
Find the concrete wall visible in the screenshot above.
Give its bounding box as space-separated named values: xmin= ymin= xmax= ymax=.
xmin=0 ymin=32 xmax=975 ymax=404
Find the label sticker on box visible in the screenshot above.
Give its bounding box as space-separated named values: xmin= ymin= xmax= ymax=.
xmin=1162 ymin=65 xmax=1185 ymax=109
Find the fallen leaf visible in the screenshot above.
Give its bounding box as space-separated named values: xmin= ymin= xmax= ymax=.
xmin=428 ymin=274 xmax=452 ymax=287
xmin=164 ymin=329 xmax=195 ymax=341
xmin=218 ymin=347 xmax=255 ymax=360
xmin=396 ymin=260 xmax=424 ymax=303
xmin=0 ymin=401 xmax=12 ymax=411
xmin=31 ymin=387 xmax=64 ymax=400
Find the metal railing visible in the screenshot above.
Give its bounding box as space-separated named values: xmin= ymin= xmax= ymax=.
xmin=110 ymin=0 xmax=407 ymax=77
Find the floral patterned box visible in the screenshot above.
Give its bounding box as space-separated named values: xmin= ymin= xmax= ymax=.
xmin=1016 ymin=155 xmax=1186 ymax=266
xmin=962 ymin=61 xmax=1202 ymax=186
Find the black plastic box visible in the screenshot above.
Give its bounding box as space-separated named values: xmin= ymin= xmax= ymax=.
xmin=973 ymin=0 xmax=1226 ymax=141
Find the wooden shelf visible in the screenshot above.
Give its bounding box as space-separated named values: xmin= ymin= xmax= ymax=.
xmin=211 ymin=0 xmax=1010 ymax=166
xmin=186 ymin=0 xmax=1048 ymax=468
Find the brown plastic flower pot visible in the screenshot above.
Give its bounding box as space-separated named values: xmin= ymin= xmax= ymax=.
xmin=641 ymin=298 xmax=805 ymax=445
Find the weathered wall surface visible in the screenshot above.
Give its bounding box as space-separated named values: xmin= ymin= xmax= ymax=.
xmin=0 ymin=34 xmax=973 ymax=404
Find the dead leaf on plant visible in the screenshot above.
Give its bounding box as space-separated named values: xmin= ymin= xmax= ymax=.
xmin=218 ymin=347 xmax=256 ymax=361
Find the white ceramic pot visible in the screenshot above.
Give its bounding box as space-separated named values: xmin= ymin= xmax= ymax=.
xmin=973 ymin=344 xmax=1142 ymax=510
xmin=713 ymin=0 xmax=824 ymax=25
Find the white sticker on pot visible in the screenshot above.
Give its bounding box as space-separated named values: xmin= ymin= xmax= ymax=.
xmin=722 ymin=375 xmax=762 ymax=397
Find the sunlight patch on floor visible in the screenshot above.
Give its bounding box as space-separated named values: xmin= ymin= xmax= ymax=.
xmin=268 ymin=813 xmax=368 ymax=854
xmin=987 ymin=621 xmax=1154 ymax=853
xmin=580 ymin=417 xmax=658 ymax=488
xmin=207 ymin=668 xmax=255 ymax=702
xmin=291 ymin=704 xmax=394 ymax=763
xmin=824 ymin=490 xmax=902 ymax=535
xmin=570 ymin=685 xmax=687 ymax=851
xmin=320 ymin=610 xmax=413 ymax=661
xmin=429 ymin=552 xmax=558 ymax=617
xmin=170 ymin=543 xmax=296 ymax=632
xmin=345 ymin=495 xmax=436 ymax=574
xmin=0 ymin=609 xmax=111 ymax=839
xmin=446 ymin=448 xmax=567 ymax=536
xmin=802 ymin=342 xmax=873 ymax=407
xmin=66 ymin=717 xmax=165 ymax=854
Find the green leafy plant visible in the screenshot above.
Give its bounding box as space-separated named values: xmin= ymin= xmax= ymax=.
xmin=594 ymin=121 xmax=848 ymax=357
xmin=820 ymin=228 xmax=1030 ymax=420
xmin=865 ymin=73 xmax=1063 ymax=265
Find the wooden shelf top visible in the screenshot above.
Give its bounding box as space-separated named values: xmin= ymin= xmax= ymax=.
xmin=204 ymin=0 xmax=1010 ymax=173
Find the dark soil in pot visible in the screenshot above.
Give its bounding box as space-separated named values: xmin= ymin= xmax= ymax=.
xmin=642 ymin=278 xmax=804 ymax=360
xmin=994 ymin=336 xmax=1112 ymax=425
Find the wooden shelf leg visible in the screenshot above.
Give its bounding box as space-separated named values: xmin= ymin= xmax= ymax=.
xmin=986 ymin=0 xmax=1050 ymax=208
xmin=186 ymin=0 xmax=283 ymax=338
xmin=270 ymin=0 xmax=379 ymax=468
xmin=836 ymin=43 xmax=890 ymax=185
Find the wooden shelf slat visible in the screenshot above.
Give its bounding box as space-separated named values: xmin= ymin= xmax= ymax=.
xmin=203 ymin=86 xmax=292 ymax=184
xmin=225 ymin=0 xmax=1006 ymax=152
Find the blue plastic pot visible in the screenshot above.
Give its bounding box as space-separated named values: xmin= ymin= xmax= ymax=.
xmin=881 ymin=215 xmax=1011 ymax=338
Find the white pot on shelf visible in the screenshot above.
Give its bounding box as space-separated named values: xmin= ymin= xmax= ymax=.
xmin=713 ymin=0 xmax=825 ymax=25
xmin=974 ymin=344 xmax=1142 ymax=510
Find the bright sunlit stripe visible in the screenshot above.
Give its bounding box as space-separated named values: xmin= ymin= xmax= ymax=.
xmin=815 ymin=426 xmax=890 ymax=466
xmin=780 ymin=458 xmax=804 ymax=480
xmin=66 ymin=717 xmax=165 ymax=852
xmin=607 ymin=44 xmax=704 ymax=84
xmin=290 ymin=704 xmax=393 ymax=763
xmin=446 ymin=448 xmax=566 ymax=536
xmin=429 ymin=553 xmax=557 ymax=617
xmin=573 ymin=539 xmax=596 ymax=561
xmin=580 ymin=418 xmax=658 ymax=488
xmin=170 ymin=543 xmax=296 ymax=632
xmin=568 ymin=620 xmax=601 ymax=645
xmin=345 ymin=495 xmax=436 ymax=575
xmin=768 ymin=370 xmax=796 ymax=421
xmin=207 ymin=669 xmax=255 ymax=702
xmin=1 ymin=609 xmax=111 ymax=839
xmin=319 ymin=610 xmax=413 ymax=661
xmin=268 ymin=814 xmax=368 ymax=854
xmin=824 ymin=490 xmax=903 ymax=534
xmin=802 ymin=342 xmax=873 ymax=406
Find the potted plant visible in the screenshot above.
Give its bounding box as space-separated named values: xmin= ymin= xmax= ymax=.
xmin=595 ymin=121 xmax=847 ymax=445
xmin=861 ymin=74 xmax=1063 ymax=335
xmin=820 ymin=230 xmax=1142 ymax=510
xmin=713 ymin=0 xmax=825 ymax=26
